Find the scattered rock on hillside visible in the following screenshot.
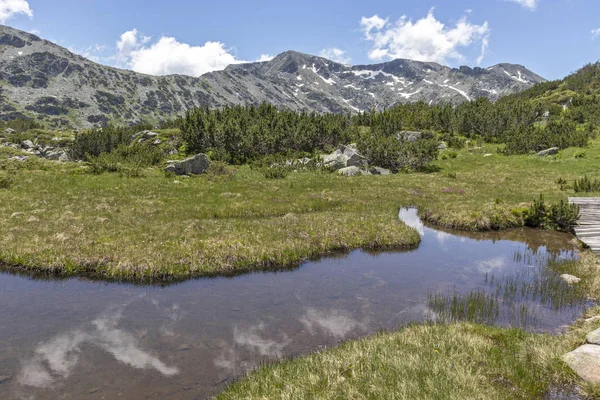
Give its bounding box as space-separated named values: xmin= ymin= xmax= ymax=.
xmin=560 ymin=274 xmax=581 ymax=285
xmin=398 ymin=131 xmax=423 ymax=142
xmin=3 ymin=128 xmax=15 ymax=135
xmin=21 ymin=140 xmax=34 ymax=149
xmin=369 ymin=167 xmax=391 ymax=175
xmin=45 ymin=149 xmax=69 ymax=161
xmin=165 ymin=154 xmax=210 ymax=175
xmin=562 ymin=344 xmax=600 ymax=383
xmin=338 ymin=166 xmax=364 ymax=176
xmin=438 ymin=141 xmax=448 ymax=150
xmin=8 ymin=155 xmax=28 ymax=162
xmin=132 ymin=130 xmax=159 ymax=143
xmin=538 ymin=147 xmax=559 ymax=157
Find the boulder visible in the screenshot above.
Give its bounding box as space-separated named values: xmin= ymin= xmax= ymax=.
xmin=398 ymin=131 xmax=422 ymax=142
xmin=8 ymin=155 xmax=28 ymax=162
xmin=21 ymin=140 xmax=34 ymax=149
xmin=165 ymin=154 xmax=210 ymax=175
xmin=152 ymin=138 xmax=162 ymax=145
xmin=560 ymin=274 xmax=581 ymax=285
xmin=438 ymin=141 xmax=448 ymax=150
xmin=369 ymin=167 xmax=391 ymax=175
xmin=132 ymin=130 xmax=159 ymax=142
xmin=323 ymin=145 xmax=368 ymax=170
xmin=3 ymin=128 xmax=15 ymax=135
xmin=341 ymin=145 xmax=368 ymax=168
xmin=323 ymin=150 xmax=349 ymax=170
xmin=45 ymin=149 xmax=70 ymax=161
xmin=586 ymin=328 xmax=600 ymax=345
xmin=538 ymin=147 xmax=559 ymax=157
xmin=338 ymin=166 xmax=363 ymax=176
xmin=562 ymin=345 xmax=600 ymax=383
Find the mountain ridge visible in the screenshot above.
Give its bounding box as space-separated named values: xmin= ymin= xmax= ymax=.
xmin=0 ymin=25 xmax=546 ymax=128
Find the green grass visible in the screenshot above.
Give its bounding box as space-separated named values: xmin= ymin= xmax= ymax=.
xmin=0 ymin=139 xmax=599 ymax=281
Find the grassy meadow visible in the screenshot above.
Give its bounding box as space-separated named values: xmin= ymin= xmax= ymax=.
xmin=0 ymin=136 xmax=599 ymax=281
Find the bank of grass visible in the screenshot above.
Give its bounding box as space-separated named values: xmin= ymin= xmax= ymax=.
xmin=0 ymin=139 xmax=599 ymax=281
xmin=217 ymin=314 xmax=600 ymax=400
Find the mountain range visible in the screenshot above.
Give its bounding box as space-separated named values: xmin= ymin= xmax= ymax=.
xmin=0 ymin=24 xmax=546 ymax=128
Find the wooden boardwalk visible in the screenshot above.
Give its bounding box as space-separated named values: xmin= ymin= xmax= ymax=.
xmin=569 ymin=197 xmax=600 ymax=255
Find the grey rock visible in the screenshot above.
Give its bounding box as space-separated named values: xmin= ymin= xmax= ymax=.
xmin=562 ymin=345 xmax=600 ymax=383
xmin=323 ymin=150 xmax=349 ymax=170
xmin=438 ymin=141 xmax=448 ymax=150
xmin=0 ymin=25 xmax=545 ymax=128
xmin=399 ymin=131 xmax=423 ymax=142
xmin=21 ymin=140 xmax=34 ymax=149
xmin=560 ymin=274 xmax=581 ymax=284
xmin=152 ymin=138 xmax=162 ymax=145
xmin=164 ymin=154 xmax=210 ymax=175
xmin=340 ymin=145 xmax=368 ymax=168
xmin=0 ymin=375 xmax=11 ymax=385
xmin=587 ymin=328 xmax=600 ymax=345
xmin=369 ymin=167 xmax=391 ymax=175
xmin=3 ymin=128 xmax=15 ymax=134
xmin=8 ymin=155 xmax=28 ymax=162
xmin=538 ymin=147 xmax=559 ymax=157
xmin=45 ymin=149 xmax=69 ymax=161
xmin=338 ymin=166 xmax=363 ymax=176
xmin=132 ymin=130 xmax=159 ymax=141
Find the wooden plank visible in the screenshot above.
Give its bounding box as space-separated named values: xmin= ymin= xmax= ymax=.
xmin=569 ymin=197 xmax=600 ymax=256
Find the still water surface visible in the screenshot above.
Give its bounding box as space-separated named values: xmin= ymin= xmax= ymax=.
xmin=0 ymin=209 xmax=585 ymax=399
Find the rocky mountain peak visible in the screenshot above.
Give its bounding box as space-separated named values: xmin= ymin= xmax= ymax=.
xmin=0 ymin=24 xmax=546 ymax=128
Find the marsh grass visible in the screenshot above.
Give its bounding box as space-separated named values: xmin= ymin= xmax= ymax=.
xmin=429 ymin=255 xmax=588 ymax=329
xmin=0 ymin=138 xmax=599 ymax=281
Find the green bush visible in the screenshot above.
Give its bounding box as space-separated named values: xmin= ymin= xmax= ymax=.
xmin=524 ymin=195 xmax=579 ymax=232
xmin=87 ymin=143 xmax=163 ymax=176
xmin=263 ymin=166 xmax=288 ymax=179
xmin=573 ymin=176 xmax=600 ymax=193
xmin=501 ymin=120 xmax=591 ymax=155
xmin=358 ymin=129 xmax=438 ymax=172
xmin=70 ymin=125 xmax=133 ymax=161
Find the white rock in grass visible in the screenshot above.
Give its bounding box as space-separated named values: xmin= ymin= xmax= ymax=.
xmin=586 ymin=328 xmax=600 ymax=345
xmin=562 ymin=344 xmax=600 ymax=383
xmin=560 ymin=274 xmax=581 ymax=284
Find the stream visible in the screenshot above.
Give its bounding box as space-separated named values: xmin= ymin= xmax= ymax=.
xmin=0 ymin=209 xmax=587 ymax=399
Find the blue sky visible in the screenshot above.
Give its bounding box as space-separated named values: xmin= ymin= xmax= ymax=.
xmin=1 ymin=0 xmax=599 ymax=80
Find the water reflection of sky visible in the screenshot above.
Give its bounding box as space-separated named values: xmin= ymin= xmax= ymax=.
xmin=0 ymin=209 xmax=583 ymax=399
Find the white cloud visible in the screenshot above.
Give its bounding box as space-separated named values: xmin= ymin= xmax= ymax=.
xmin=504 ymin=0 xmax=539 ymax=10
xmin=0 ymin=0 xmax=33 ymax=23
xmin=360 ymin=9 xmax=490 ymax=65
xmin=116 ymin=28 xmax=257 ymax=76
xmin=117 ymin=29 xmax=141 ymax=58
xmin=477 ymin=35 xmax=490 ymax=65
xmin=593 ymin=28 xmax=600 ymax=39
xmin=256 ymin=54 xmax=274 ymax=62
xmin=319 ymin=47 xmax=351 ymax=64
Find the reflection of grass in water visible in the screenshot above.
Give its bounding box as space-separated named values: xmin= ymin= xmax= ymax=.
xmin=429 ymin=253 xmax=587 ymax=328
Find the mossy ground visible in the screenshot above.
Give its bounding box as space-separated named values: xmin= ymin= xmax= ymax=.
xmin=0 ymin=138 xmax=599 ymax=281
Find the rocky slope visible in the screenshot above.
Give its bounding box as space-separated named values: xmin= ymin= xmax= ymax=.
xmin=0 ymin=24 xmax=546 ymax=128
